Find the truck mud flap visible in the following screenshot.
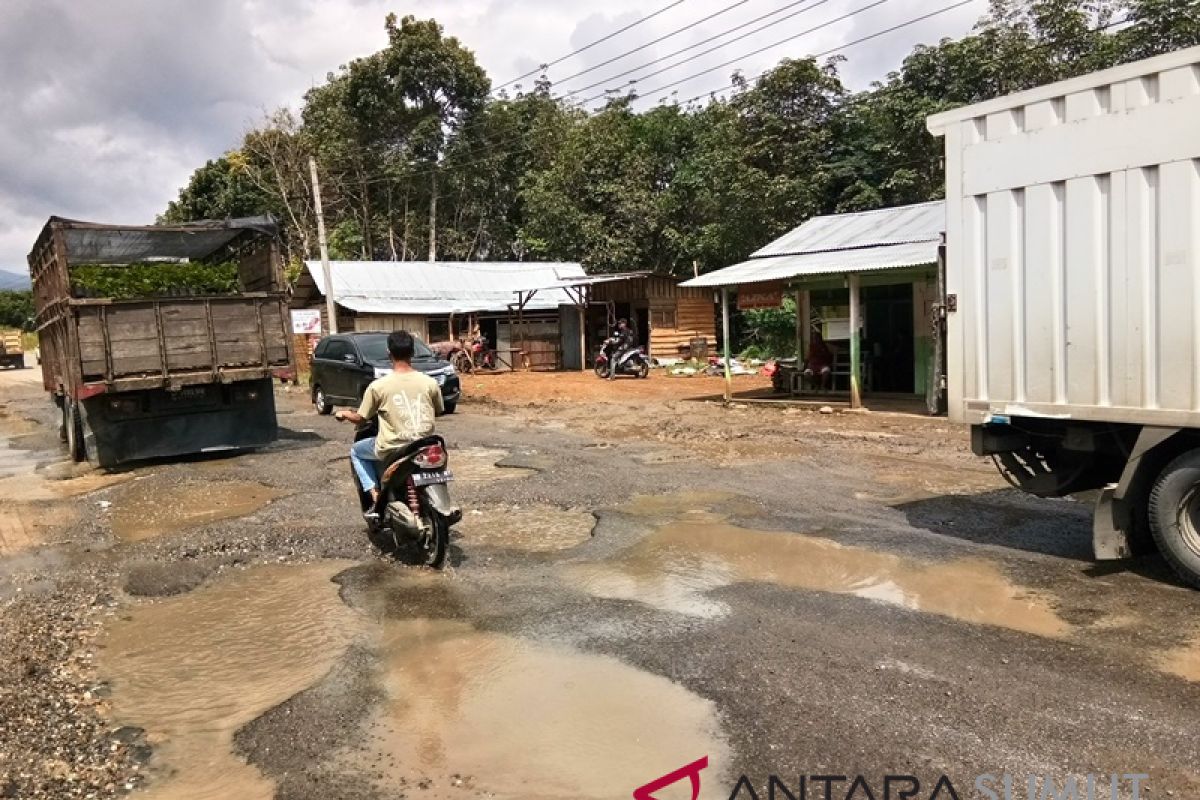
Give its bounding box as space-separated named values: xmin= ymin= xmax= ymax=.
xmin=79 ymin=378 xmax=278 ymax=467
xmin=1092 ymin=486 xmax=1132 ymax=560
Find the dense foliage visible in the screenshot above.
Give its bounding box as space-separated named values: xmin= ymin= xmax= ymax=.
xmin=164 ymin=0 xmax=1199 ymax=277
xmin=70 ymin=263 xmax=240 ymax=300
xmin=0 ymin=291 xmax=34 ymax=331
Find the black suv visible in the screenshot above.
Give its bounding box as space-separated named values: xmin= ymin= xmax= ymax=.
xmin=310 ymin=332 xmax=461 ymax=415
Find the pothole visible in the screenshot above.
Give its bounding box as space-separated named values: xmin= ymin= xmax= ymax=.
xmin=569 ymin=510 xmax=1069 ymax=638
xmin=0 ymin=502 xmax=80 ymax=556
xmin=109 ymin=480 xmax=285 ymax=542
xmin=457 ymin=505 xmax=595 ymax=552
xmin=345 ymin=617 xmax=729 ymax=799
xmin=622 ymin=490 xmax=761 ymax=519
xmin=97 ymin=561 xmax=363 ymax=800
xmin=451 ymin=447 xmax=536 ymax=482
xmin=1160 ymin=634 xmax=1200 ymax=682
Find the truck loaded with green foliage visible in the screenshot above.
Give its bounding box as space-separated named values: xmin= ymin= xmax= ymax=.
xmin=68 ymin=261 xmax=240 ymax=300
xmin=30 ymin=217 xmax=292 ymax=467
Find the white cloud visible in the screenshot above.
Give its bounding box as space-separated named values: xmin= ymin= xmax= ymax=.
xmin=0 ymin=0 xmax=980 ymax=268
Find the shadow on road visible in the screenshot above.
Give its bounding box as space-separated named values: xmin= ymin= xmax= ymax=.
xmin=897 ymin=489 xmax=1192 ymax=587
xmin=896 ymin=489 xmax=1095 ymax=560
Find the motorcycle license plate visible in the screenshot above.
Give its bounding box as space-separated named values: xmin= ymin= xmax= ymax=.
xmin=413 ymin=470 xmax=453 ymax=486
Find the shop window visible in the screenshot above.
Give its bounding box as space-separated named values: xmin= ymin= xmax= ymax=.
xmin=651 ymin=308 xmax=676 ymax=329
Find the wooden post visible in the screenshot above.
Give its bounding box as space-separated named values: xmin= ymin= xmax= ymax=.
xmin=928 ymin=235 xmax=947 ymax=416
xmin=721 ymin=287 xmax=732 ymax=403
xmin=577 ymin=288 xmax=587 ymax=373
xmin=848 ymin=273 xmax=862 ymax=409
xmin=796 ymin=289 xmax=812 ymax=361
xmin=308 ymin=156 xmax=338 ymax=334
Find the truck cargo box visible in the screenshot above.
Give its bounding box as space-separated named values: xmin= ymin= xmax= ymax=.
xmin=927 ymin=45 xmax=1200 ymax=429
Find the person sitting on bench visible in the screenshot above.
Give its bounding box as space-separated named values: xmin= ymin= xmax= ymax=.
xmin=802 ymin=330 xmax=833 ymax=390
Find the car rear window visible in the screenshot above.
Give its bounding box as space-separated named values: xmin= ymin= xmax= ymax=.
xmin=322 ymin=339 xmax=352 ymax=360
xmin=357 ymin=335 xmax=433 ymax=361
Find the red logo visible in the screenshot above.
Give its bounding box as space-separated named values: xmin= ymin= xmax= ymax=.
xmin=633 ymin=756 xmax=709 ymax=800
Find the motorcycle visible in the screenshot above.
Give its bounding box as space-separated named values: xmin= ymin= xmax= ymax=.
xmin=352 ymin=421 xmax=461 ymax=568
xmin=594 ymin=336 xmax=650 ymax=379
xmin=470 ymin=334 xmax=496 ymax=370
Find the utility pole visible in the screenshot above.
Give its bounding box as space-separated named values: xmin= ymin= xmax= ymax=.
xmin=428 ymin=166 xmax=438 ymax=261
xmin=309 ymin=155 xmax=338 ymax=334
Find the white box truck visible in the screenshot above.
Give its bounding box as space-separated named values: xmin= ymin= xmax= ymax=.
xmin=927 ymin=45 xmax=1200 ymax=588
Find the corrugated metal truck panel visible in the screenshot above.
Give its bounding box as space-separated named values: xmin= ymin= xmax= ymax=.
xmin=928 ymin=46 xmax=1200 ymax=427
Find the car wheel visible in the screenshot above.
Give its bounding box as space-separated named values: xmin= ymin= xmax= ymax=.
xmin=314 ymin=385 xmax=333 ymax=415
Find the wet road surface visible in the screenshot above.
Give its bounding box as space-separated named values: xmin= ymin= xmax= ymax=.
xmin=1 ymin=366 xmax=1199 ymax=799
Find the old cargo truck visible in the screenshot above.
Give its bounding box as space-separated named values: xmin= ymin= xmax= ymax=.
xmin=0 ymin=330 xmax=24 ymax=369
xmin=927 ymin=45 xmax=1200 ymax=587
xmin=28 ymin=216 xmax=293 ymax=466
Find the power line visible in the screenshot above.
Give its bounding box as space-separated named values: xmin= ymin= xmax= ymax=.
xmin=563 ymin=0 xmax=836 ymax=98
xmin=551 ymin=0 xmax=752 ymax=89
xmin=332 ymin=3 xmax=1137 ymax=191
xmin=666 ymin=0 xmax=1115 ymax=106
xmin=577 ymin=0 xmax=893 ymax=105
xmin=648 ymin=0 xmax=974 ymax=105
xmin=491 ymin=0 xmax=689 ymax=94
xmin=352 ymin=0 xmax=961 ymax=187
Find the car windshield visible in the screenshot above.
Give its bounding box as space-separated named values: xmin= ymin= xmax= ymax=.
xmin=358 ymin=334 xmax=433 ymax=362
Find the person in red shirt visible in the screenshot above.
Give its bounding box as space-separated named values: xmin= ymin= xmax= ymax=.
xmin=803 ymin=330 xmax=833 ymax=390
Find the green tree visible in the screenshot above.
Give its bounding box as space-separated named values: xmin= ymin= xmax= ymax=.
xmin=161 ymin=155 xmax=270 ymax=223
xmin=0 ymin=291 xmax=35 ymax=331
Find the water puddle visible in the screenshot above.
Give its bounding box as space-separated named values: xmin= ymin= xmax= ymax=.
xmin=569 ymin=512 xmax=1069 ymax=638
xmin=0 ymin=433 xmax=130 ymax=554
xmin=0 ymin=502 xmax=79 ymax=555
xmin=623 ymin=491 xmax=760 ymax=519
xmin=109 ymin=480 xmax=284 ymax=542
xmin=353 ymin=617 xmax=729 ymax=799
xmin=1160 ymin=635 xmax=1200 ymax=682
xmin=97 ymin=561 xmax=363 ymax=800
xmin=451 ymin=447 xmax=536 ymax=482
xmin=458 ymin=505 xmax=594 ymax=552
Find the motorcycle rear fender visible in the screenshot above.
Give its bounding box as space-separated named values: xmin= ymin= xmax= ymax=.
xmin=422 ymin=483 xmax=461 ymax=524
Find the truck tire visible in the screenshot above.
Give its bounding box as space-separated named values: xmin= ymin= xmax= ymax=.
xmin=65 ymin=401 xmax=86 ymax=462
xmin=1148 ymin=449 xmax=1200 ymax=589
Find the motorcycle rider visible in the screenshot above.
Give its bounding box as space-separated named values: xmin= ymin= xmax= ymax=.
xmin=607 ymin=318 xmax=635 ymax=380
xmin=335 ymin=330 xmax=444 ymax=509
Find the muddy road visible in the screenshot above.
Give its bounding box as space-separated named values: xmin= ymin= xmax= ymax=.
xmin=1 ymin=367 xmax=1199 ymax=799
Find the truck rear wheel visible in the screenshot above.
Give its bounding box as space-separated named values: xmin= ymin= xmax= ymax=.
xmin=1148 ymin=449 xmax=1200 ymax=589
xmin=65 ymin=401 xmax=86 ymax=462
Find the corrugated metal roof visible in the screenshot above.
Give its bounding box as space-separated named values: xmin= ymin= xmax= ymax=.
xmin=682 ymin=241 xmax=938 ymax=288
xmin=303 ymin=260 xmax=586 ymax=315
xmin=681 ymin=201 xmax=944 ymax=288
xmin=751 ymin=201 xmax=944 ymax=258
xmin=533 ymin=271 xmax=658 ymax=291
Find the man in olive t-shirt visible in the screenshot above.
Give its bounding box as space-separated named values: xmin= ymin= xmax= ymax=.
xmin=336 ymin=330 xmax=444 ymax=502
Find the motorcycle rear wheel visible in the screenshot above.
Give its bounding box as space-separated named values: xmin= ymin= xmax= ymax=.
xmin=635 ymin=360 xmax=650 ymax=379
xmin=452 ymin=350 xmax=473 ymax=374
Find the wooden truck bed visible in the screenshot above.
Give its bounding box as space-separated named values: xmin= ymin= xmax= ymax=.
xmin=72 ymin=295 xmax=290 ymax=390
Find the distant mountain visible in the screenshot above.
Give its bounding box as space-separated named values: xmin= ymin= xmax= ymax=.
xmin=0 ymin=269 xmax=31 ymax=291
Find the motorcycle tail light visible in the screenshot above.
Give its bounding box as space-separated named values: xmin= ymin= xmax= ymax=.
xmin=415 ymin=444 xmax=446 ymax=469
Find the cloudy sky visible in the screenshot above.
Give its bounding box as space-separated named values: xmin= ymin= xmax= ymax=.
xmin=0 ymin=0 xmax=982 ymax=270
